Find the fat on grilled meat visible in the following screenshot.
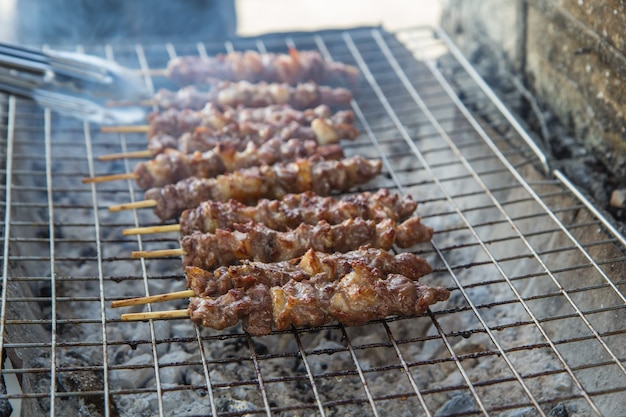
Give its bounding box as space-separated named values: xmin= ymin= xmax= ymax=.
xmin=143 ymin=156 xmax=383 ymax=221
xmin=166 ymin=49 xmax=359 ymax=86
xmin=180 ymin=189 xmax=421 ymax=234
xmin=181 ymin=216 xmax=429 ymax=270
xmin=188 ymin=263 xmax=449 ymax=336
xmin=153 ymin=81 xmax=353 ymax=111
xmin=185 ymin=246 xmax=434 ymax=298
xmin=146 ymin=103 xmax=353 ymax=139
xmin=134 ymin=138 xmax=344 ymax=189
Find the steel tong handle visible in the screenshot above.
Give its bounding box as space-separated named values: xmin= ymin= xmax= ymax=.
xmin=0 ymin=41 xmax=149 ymax=124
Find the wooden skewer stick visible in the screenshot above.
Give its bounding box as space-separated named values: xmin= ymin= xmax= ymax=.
xmin=98 ymin=150 xmax=153 ymax=161
xmin=131 ymin=248 xmax=186 ymax=259
xmin=109 ymin=199 xmax=157 ymax=212
xmin=112 ymin=289 xmax=195 ymax=308
xmin=123 ymin=224 xmax=182 ymax=236
xmin=82 ymin=172 xmax=138 ymax=184
xmin=121 ymin=309 xmax=189 ymax=321
xmin=101 ymin=125 xmax=150 ymax=134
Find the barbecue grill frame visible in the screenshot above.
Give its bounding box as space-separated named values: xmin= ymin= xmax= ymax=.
xmin=1 ymin=26 xmax=625 ymax=417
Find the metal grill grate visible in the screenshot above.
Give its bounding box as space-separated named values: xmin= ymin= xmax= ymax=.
xmin=1 ymin=26 xmax=625 ymax=417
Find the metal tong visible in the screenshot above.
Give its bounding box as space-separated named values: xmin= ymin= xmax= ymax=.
xmin=0 ymin=42 xmax=150 ymax=124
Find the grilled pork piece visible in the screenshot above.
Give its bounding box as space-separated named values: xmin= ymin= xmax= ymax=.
xmin=181 ymin=217 xmax=428 ymax=270
xmin=180 ymin=189 xmax=422 ymax=234
xmin=144 ymin=156 xmax=382 ymax=221
xmin=147 ymin=104 xmax=353 ymax=139
xmin=134 ymin=138 xmax=343 ymax=189
xmin=153 ymin=81 xmax=353 ymax=111
xmin=148 ymin=114 xmax=358 ymax=155
xmin=185 ymin=247 xmax=434 ymax=298
xmin=188 ymin=264 xmax=449 ymax=336
xmin=166 ymin=49 xmax=359 ymax=86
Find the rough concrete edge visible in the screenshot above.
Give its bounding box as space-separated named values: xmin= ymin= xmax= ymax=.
xmin=440 ymin=0 xmax=626 ymax=232
xmin=533 ymin=0 xmax=626 ymax=80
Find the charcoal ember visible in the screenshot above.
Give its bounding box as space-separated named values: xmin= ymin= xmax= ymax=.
xmin=434 ymin=394 xmax=476 ymax=417
xmin=4 ymin=273 xmax=115 ymax=416
xmin=558 ymin=159 xmax=609 ymax=209
xmin=506 ymin=408 xmax=538 ymax=417
xmin=548 ymin=404 xmax=569 ymax=417
xmin=109 ymin=353 xmax=154 ymax=389
xmin=157 ymin=351 xmax=196 ymax=385
xmin=0 ymin=376 xmax=12 ymax=417
xmin=132 ymin=321 xmax=172 ymax=356
xmin=215 ymin=398 xmax=258 ymax=415
xmin=27 ymin=355 xmax=113 ymax=417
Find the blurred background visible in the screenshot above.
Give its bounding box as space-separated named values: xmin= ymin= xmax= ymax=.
xmin=235 ymin=0 xmax=441 ymax=36
xmin=0 ymin=0 xmax=441 ymax=44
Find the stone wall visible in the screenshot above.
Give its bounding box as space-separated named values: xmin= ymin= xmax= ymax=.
xmin=441 ymin=0 xmax=626 ymax=182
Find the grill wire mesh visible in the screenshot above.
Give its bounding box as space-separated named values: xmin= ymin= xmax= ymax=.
xmin=1 ymin=26 xmax=625 ymax=417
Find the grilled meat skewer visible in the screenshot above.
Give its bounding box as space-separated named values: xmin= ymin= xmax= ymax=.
xmin=134 ymin=138 xmax=343 ymax=189
xmin=147 ymin=103 xmax=353 ymax=139
xmin=181 ymin=217 xmax=429 ymax=270
xmin=188 ymin=263 xmax=449 ymax=336
xmin=180 ymin=189 xmax=422 ymax=234
xmin=148 ymin=114 xmax=358 ymax=155
xmin=185 ymin=246 xmax=434 ymax=298
xmin=166 ymin=49 xmax=359 ymax=86
xmin=113 ymin=247 xmax=433 ymax=308
xmin=153 ymin=81 xmax=352 ymax=111
xmin=143 ymin=156 xmax=382 ymax=221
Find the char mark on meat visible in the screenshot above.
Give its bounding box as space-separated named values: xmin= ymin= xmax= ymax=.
xmin=179 ymin=188 xmax=421 ymax=234
xmin=146 ymin=104 xmax=353 ymax=139
xmin=166 ymin=49 xmax=359 ymax=86
xmin=147 ymin=113 xmax=358 ymax=155
xmin=134 ymin=138 xmax=343 ymax=189
xmin=181 ymin=216 xmax=430 ymax=270
xmin=188 ymin=263 xmax=449 ymax=336
xmin=185 ymin=246 xmax=433 ymax=298
xmin=144 ymin=156 xmax=382 ymax=221
xmin=153 ymin=81 xmax=353 ymax=111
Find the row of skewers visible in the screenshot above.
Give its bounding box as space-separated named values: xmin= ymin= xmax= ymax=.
xmin=90 ymin=48 xmax=450 ymax=335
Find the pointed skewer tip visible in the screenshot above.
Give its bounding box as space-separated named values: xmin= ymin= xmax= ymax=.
xmin=112 ymin=289 xmax=195 ymax=308
xmin=122 ymin=224 xmax=181 ymax=236
xmin=98 ymin=150 xmax=153 ymax=161
xmin=131 ymin=248 xmax=186 ymax=259
xmin=109 ymin=199 xmax=157 ymax=212
xmin=121 ymin=309 xmax=189 ymax=321
xmin=82 ymin=172 xmax=137 ymax=184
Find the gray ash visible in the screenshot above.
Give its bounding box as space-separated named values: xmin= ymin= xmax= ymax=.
xmin=2 ymin=29 xmax=625 ymax=417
